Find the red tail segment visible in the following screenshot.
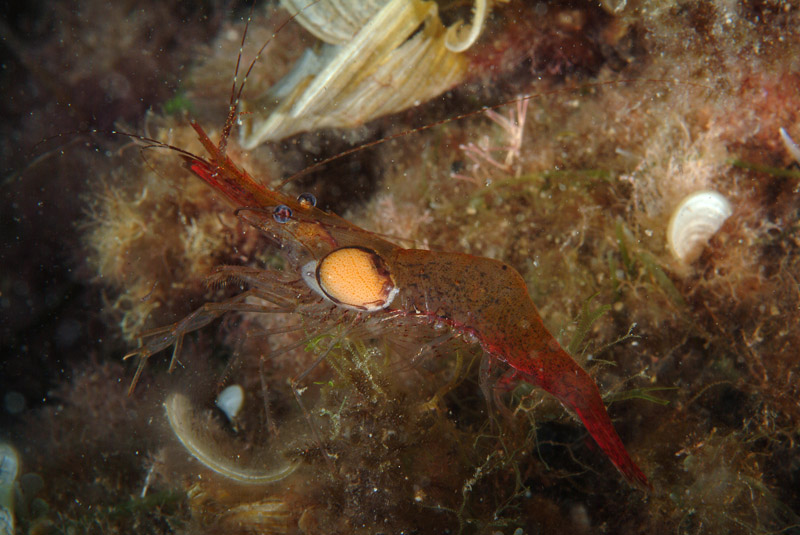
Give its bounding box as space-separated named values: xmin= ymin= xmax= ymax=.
xmin=531 ymin=348 xmax=651 ymax=490
xmin=569 ymin=380 xmax=651 ymax=490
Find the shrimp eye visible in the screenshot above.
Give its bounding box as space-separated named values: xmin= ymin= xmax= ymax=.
xmin=315 ymin=247 xmax=398 ymax=312
xmin=273 ymin=205 xmax=292 ymax=223
xmin=297 ymin=192 xmax=317 ymax=207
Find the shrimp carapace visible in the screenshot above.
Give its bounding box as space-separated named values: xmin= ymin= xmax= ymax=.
xmin=171 ymin=122 xmax=651 ymax=489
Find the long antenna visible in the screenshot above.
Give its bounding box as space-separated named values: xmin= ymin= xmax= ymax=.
xmin=277 ymin=78 xmax=713 ymax=189
xmin=218 ymin=1 xmax=323 ymax=157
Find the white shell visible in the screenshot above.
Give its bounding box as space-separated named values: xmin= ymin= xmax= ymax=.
xmin=667 ymin=191 xmax=733 ymax=263
xmin=215 ymin=384 xmax=245 ymax=421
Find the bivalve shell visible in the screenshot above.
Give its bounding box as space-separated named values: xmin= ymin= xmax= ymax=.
xmin=667 ymin=190 xmax=733 ymax=263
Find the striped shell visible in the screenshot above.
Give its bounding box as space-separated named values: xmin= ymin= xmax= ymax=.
xmin=667 ymin=190 xmax=733 ymax=263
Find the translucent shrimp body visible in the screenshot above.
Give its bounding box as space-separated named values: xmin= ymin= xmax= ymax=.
xmin=180 ymin=122 xmax=650 ymax=489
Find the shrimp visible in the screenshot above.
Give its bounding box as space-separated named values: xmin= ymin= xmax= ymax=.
xmin=122 ymin=110 xmax=650 ymax=489
xmin=119 ymin=2 xmax=650 ymax=491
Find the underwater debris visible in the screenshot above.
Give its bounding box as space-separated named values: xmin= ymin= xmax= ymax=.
xmin=238 ymin=0 xmax=489 ymax=147
xmin=165 ymin=393 xmax=299 ymax=484
xmin=0 ymin=443 xmax=18 ymax=535
xmin=213 ymin=499 xmax=291 ymax=534
xmin=666 ymin=190 xmax=733 ymax=264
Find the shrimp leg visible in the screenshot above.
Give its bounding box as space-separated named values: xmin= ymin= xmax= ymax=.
xmin=124 ymin=288 xmax=292 ymax=394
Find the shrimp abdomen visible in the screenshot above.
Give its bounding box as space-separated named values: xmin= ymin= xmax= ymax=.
xmin=390 ymin=249 xmax=650 ymax=488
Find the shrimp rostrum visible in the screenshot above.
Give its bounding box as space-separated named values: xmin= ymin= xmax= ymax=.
xmin=126 ymin=121 xmax=651 ymax=490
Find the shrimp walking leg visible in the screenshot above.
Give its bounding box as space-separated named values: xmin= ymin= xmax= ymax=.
xmin=123 ymin=288 xmax=292 ymax=394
